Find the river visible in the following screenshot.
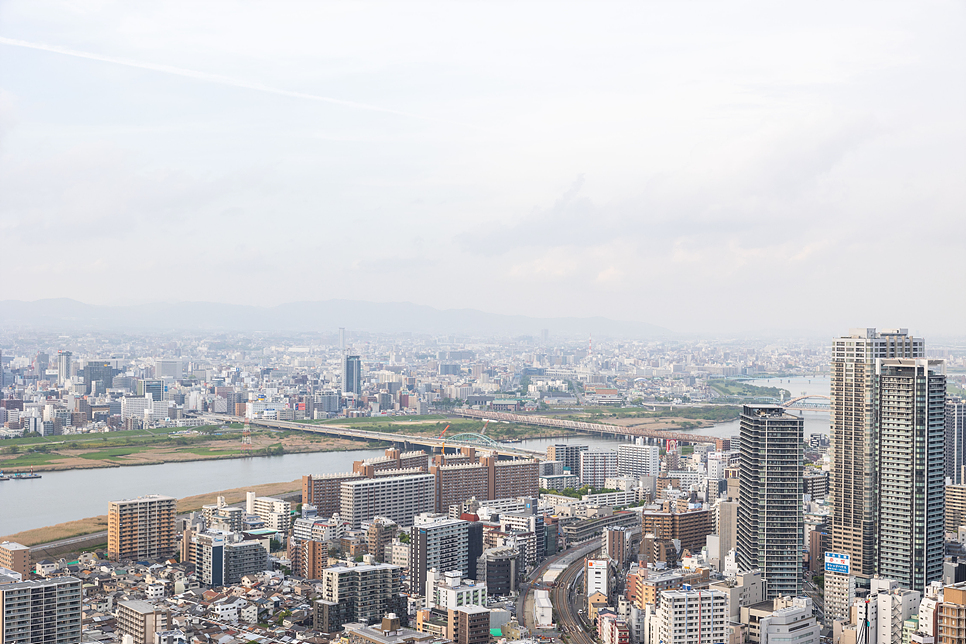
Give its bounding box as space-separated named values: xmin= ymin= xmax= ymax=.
xmin=0 ymin=381 xmax=830 ymax=536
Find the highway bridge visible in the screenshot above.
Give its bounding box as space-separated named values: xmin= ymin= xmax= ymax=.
xmin=781 ymin=395 xmax=831 ymax=411
xmin=202 ymin=415 xmax=544 ymax=459
xmin=452 ymin=409 xmax=719 ymax=445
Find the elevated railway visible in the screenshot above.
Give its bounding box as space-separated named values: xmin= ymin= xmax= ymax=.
xmin=452 ymin=409 xmax=719 ymax=445
xmin=202 ymin=414 xmax=543 ymax=459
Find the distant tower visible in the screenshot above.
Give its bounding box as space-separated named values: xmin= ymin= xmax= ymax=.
xmin=57 ymin=350 xmax=73 ymax=386
xmin=343 ymin=355 xmax=361 ymax=395
xmin=339 ymin=328 xmax=346 ymax=352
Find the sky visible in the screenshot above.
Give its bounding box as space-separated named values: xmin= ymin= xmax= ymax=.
xmin=1 ymin=1 xmax=964 ymax=336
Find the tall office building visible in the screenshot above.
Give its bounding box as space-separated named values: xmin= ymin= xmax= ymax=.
xmin=57 ymin=350 xmax=72 ymax=386
xmin=827 ymin=328 xmax=924 ymax=618
xmin=736 ymin=405 xmax=803 ymax=599
xmin=0 ymin=577 xmax=82 ymax=644
xmin=343 ymin=355 xmax=362 ymax=395
xmin=411 ymin=518 xmax=470 ymax=597
xmin=108 ymin=494 xmax=177 ymax=561
xmin=947 ymin=397 xmax=966 ymax=484
xmin=617 ymin=443 xmax=661 ymax=478
xmin=547 ymin=444 xmax=588 ymax=478
xmin=579 ymin=450 xmax=617 ymax=488
xmin=84 ymin=360 xmax=114 ymax=395
xmin=874 ymin=358 xmax=945 ymax=592
xmin=339 ymin=327 xmax=346 ymax=352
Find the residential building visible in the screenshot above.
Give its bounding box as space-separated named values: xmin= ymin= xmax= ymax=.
xmin=828 ymin=328 xmax=923 ymax=618
xmin=546 ymin=444 xmax=588 ymax=478
xmin=249 ymin=494 xmax=292 ymax=532
xmin=117 ymin=599 xmax=168 ymax=644
xmin=315 ymin=563 xmax=406 ymax=631
xmin=340 ymin=473 xmax=436 ymax=529
xmin=452 ymin=606 xmax=489 ymax=644
xmin=586 ymin=559 xmax=610 ymax=598
xmin=602 ymin=527 xmax=629 ymax=567
xmin=737 ymin=405 xmax=804 ymax=599
xmin=948 ymin=398 xmax=966 ymax=484
xmin=617 ymin=443 xmax=661 ymax=479
xmin=108 ymin=494 xmax=177 ymax=562
xmin=940 ymin=582 xmax=966 ymax=644
xmin=740 ymin=597 xmax=819 ymax=644
xmin=653 ymin=588 xmax=727 ymax=644
xmin=303 ymin=472 xmax=364 ymax=517
xmin=948 ymin=485 xmax=966 ymax=533
xmin=426 ymin=570 xmax=487 ymax=611
xmin=0 ymin=542 xmax=29 ymax=578
xmin=640 ymin=509 xmax=712 ymax=553
xmin=0 ymin=577 xmax=82 ymax=644
xmin=579 ymin=450 xmax=618 ymax=488
xmin=875 ymin=358 xmax=945 ymax=593
xmin=411 ymin=518 xmax=470 ymax=597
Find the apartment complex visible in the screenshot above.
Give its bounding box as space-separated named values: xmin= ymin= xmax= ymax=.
xmin=579 ymin=450 xmax=618 ymax=488
xmin=107 ymin=494 xmax=177 ymax=562
xmin=0 ymin=542 xmax=29 ymax=578
xmin=546 ymin=444 xmax=588 ymax=477
xmin=411 ymin=518 xmax=471 ymax=596
xmin=315 ymin=563 xmax=406 ymax=632
xmin=431 ymin=464 xmax=490 ymax=513
xmin=0 ymin=577 xmax=82 ymax=644
xmin=248 ymin=494 xmax=292 ymax=532
xmin=116 ymin=599 xmax=168 ymax=644
xmin=303 ymin=472 xmax=364 ymax=517
xmin=652 ymin=588 xmax=727 ymax=644
xmin=640 ymin=509 xmax=712 ymax=553
xmin=340 ymin=473 xmax=436 ymax=528
xmin=737 ymin=405 xmax=804 ymax=599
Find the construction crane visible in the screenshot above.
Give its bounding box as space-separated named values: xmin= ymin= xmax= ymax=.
xmin=437 ymin=424 xmax=450 ymax=454
xmin=480 ymin=420 xmax=490 ymax=436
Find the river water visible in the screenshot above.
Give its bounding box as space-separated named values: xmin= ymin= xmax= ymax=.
xmin=0 ymin=378 xmax=830 ymax=536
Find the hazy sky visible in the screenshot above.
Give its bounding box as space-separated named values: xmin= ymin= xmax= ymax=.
xmin=1 ymin=1 xmax=964 ymax=335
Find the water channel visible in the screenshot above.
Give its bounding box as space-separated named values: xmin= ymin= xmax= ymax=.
xmin=0 ymin=375 xmax=830 ymax=536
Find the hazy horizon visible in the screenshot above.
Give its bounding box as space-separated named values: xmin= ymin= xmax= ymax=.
xmin=1 ymin=2 xmax=964 ymax=335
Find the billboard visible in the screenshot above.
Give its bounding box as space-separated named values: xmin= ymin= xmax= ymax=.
xmin=825 ymin=552 xmax=850 ymax=575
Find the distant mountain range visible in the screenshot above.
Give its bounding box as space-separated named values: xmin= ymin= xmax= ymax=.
xmin=0 ymin=298 xmax=672 ymax=338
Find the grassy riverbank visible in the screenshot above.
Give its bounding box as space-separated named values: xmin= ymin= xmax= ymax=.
xmin=0 ymin=425 xmax=367 ymax=473
xmin=0 ymin=480 xmax=302 ymax=547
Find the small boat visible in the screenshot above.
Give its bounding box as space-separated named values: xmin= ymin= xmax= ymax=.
xmin=0 ymin=473 xmax=9 ymax=481
xmin=10 ymin=468 xmax=41 ymax=480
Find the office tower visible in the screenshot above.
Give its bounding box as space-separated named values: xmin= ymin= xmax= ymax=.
xmin=948 ymin=398 xmax=966 ymax=484
xmin=476 ymin=546 xmax=522 ymax=596
xmin=57 ymin=350 xmax=72 ymax=386
xmin=653 ymin=588 xmax=727 ymax=644
xmin=617 ymin=443 xmax=661 ymax=478
xmin=314 ymin=563 xmax=406 ymax=632
xmin=547 ymin=444 xmax=588 ymax=477
xmin=411 ymin=518 xmax=470 ymax=596
xmin=737 ymin=405 xmax=803 ymax=599
xmin=339 ymin=327 xmax=346 ymax=352
xmin=0 ymin=578 xmax=82 ymax=643
xmin=107 ymin=494 xmax=177 ymax=561
xmin=340 ymin=473 xmax=436 ymax=528
xmin=343 ymin=355 xmax=361 ymax=394
xmin=155 ymin=359 xmax=182 ymax=380
xmin=116 ymin=600 xmax=168 ymax=644
xmin=874 ymin=358 xmax=945 ymax=592
xmin=579 ymin=449 xmax=618 ymax=488
xmin=585 ymin=558 xmax=609 ymax=597
xmin=83 ymin=360 xmax=114 ymax=395
xmin=0 ymin=542 xmax=30 ymax=577
xmin=33 ymin=352 xmax=48 ymax=377
xmin=138 ymin=379 xmax=164 ymax=401
xmin=827 ymin=328 xmax=923 ymax=618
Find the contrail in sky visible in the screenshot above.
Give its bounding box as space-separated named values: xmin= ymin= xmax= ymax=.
xmin=0 ymin=36 xmax=429 ymax=122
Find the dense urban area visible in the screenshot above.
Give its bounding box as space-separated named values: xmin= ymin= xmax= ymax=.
xmin=1 ymin=327 xmax=966 ymax=644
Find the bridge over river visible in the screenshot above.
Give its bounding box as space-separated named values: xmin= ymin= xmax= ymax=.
xmin=201 ymin=414 xmax=544 ymax=459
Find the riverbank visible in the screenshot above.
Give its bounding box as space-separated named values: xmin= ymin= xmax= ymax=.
xmin=0 ymin=427 xmax=372 ymax=474
xmin=0 ymin=479 xmax=301 ymax=547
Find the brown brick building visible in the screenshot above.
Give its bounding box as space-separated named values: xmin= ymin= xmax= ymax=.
xmin=640 ymin=510 xmax=712 ymax=553
xmin=107 ymin=495 xmax=177 ymax=562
